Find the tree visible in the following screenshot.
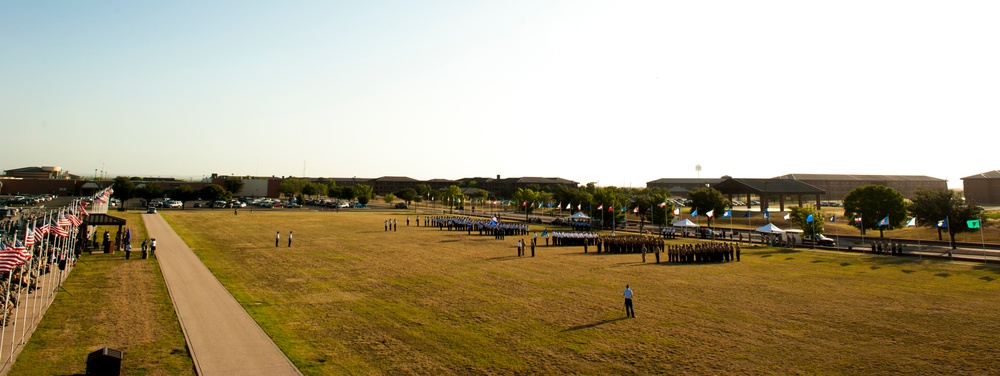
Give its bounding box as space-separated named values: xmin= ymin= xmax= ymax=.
xmin=279 ymin=178 xmax=309 ymax=198
xmin=591 ymin=187 xmax=627 ymax=228
xmin=686 ymin=187 xmax=729 ymax=226
xmin=171 ymin=185 xmax=198 ymax=209
xmin=111 ymin=176 xmax=136 ymax=202
xmin=788 ymin=206 xmax=824 ymax=237
xmin=908 ymin=189 xmax=986 ymax=249
xmin=394 ymin=188 xmax=418 ymax=204
xmin=383 ymin=193 xmax=396 ymax=204
xmin=842 ymin=184 xmax=907 ymax=238
xmin=442 ymin=185 xmax=464 ymax=212
xmin=301 ymin=183 xmax=318 ymax=198
xmin=200 ymin=184 xmax=231 ymax=204
xmin=223 ymin=177 xmax=244 ymax=197
xmin=337 ymin=185 xmax=355 ymax=201
xmin=414 ymin=184 xmax=431 ymax=200
xmin=135 ymin=183 xmax=165 ymax=203
xmin=647 ymin=190 xmax=676 ymax=227
xmin=512 ymin=188 xmax=540 ymax=214
xmin=354 ymin=184 xmax=374 ymax=205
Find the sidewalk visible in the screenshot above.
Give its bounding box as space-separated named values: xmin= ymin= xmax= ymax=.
xmin=144 ymin=213 xmax=301 ymax=376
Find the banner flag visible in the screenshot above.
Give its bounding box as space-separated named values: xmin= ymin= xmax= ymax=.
xmin=905 ymin=217 xmax=916 ymax=227
xmin=967 ymin=219 xmax=981 ymax=229
xmin=806 ymin=214 xmax=814 ymax=223
xmin=878 ymin=216 xmax=889 ymax=227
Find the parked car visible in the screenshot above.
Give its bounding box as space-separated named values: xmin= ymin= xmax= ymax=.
xmin=147 ymin=206 xmax=157 ymax=214
xmin=804 ymin=234 xmax=836 ymax=246
xmin=394 ymin=203 xmax=408 ymax=209
xmin=212 ymin=200 xmax=228 ymax=208
xmin=286 ymin=202 xmax=301 ymax=208
xmin=193 ymin=203 xmax=202 ymax=208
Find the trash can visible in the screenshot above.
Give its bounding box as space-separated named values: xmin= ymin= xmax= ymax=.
xmin=86 ymin=347 xmax=122 ymax=375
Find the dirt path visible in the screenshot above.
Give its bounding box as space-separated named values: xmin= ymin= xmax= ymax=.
xmin=144 ymin=213 xmax=301 ymax=376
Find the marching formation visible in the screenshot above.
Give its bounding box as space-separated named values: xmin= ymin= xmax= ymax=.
xmin=667 ymin=242 xmax=741 ymax=263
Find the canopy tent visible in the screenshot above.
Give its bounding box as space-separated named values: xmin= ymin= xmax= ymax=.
xmin=568 ymin=212 xmax=591 ymax=219
xmin=672 ymin=219 xmax=699 ymax=228
xmin=755 ymin=223 xmax=785 ymax=234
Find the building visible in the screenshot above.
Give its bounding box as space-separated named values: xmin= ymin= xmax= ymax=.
xmin=4 ymin=166 xmax=81 ymax=180
xmin=646 ymin=178 xmax=724 ymax=196
xmin=962 ymin=171 xmax=1000 ymax=204
xmin=774 ymin=174 xmax=947 ymax=200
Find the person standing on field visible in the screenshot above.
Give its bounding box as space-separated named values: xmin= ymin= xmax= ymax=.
xmin=623 ymin=284 xmax=635 ymax=318
xmin=276 ymin=231 xmax=280 ymax=247
xmin=288 ymin=231 xmax=293 ymax=247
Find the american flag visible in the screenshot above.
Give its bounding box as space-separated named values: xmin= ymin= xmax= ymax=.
xmin=0 ymin=242 xmax=29 ymax=273
xmin=51 ymin=221 xmax=69 ymax=237
xmin=24 ymin=227 xmax=35 ymax=248
xmin=79 ymin=202 xmax=89 ymax=216
xmin=57 ymin=216 xmax=71 ymax=228
xmin=34 ymin=224 xmax=48 ymax=238
xmin=65 ymin=213 xmax=82 ymax=227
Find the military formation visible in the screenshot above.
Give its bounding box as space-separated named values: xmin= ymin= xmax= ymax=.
xmin=599 ymin=235 xmax=664 ymax=254
xmin=667 ymin=242 xmax=741 ymax=263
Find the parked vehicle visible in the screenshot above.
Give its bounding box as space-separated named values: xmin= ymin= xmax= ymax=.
xmin=394 ymin=203 xmax=408 ymax=209
xmin=147 ymin=206 xmax=157 ymax=214
xmin=804 ymin=234 xmax=836 ymax=246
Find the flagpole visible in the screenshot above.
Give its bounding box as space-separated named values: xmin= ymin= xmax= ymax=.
xmin=981 ymin=223 xmax=986 ymax=264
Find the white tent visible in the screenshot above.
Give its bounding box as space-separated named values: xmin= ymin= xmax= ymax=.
xmin=672 ymin=219 xmax=699 ymax=228
xmin=568 ymin=212 xmax=591 ymax=219
xmin=755 ymin=223 xmax=785 ymax=234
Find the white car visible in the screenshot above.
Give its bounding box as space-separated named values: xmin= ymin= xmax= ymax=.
xmin=167 ymin=200 xmax=183 ymax=208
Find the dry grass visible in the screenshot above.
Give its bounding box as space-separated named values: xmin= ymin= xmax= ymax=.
xmin=160 ymin=210 xmax=1000 ymax=375
xmin=10 ymin=211 xmax=193 ymax=376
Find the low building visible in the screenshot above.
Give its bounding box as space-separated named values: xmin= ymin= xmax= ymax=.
xmin=962 ymin=171 xmax=1000 ymax=204
xmin=646 ymin=178 xmax=724 ymax=196
xmin=774 ymin=173 xmax=947 ymax=200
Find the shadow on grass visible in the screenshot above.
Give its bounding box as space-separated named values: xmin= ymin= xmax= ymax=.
xmin=972 ymin=264 xmax=1000 ymax=274
xmin=486 ymin=255 xmax=520 ymax=261
xmin=901 ymin=269 xmax=916 ymax=274
xmin=561 ymin=317 xmax=629 ymax=332
xmin=980 ymin=276 xmax=995 ymax=282
xmin=935 ymin=273 xmax=951 ymax=278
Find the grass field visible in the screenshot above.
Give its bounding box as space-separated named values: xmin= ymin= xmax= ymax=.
xmin=9 ymin=211 xmax=194 ymax=376
xmin=152 ymin=210 xmax=1000 ymax=375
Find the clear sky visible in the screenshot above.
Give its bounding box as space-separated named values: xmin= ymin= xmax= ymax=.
xmin=3 ymin=1 xmax=997 ymax=188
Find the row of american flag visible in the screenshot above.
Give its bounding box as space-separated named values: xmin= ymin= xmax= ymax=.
xmin=0 ymin=187 xmax=112 ymax=273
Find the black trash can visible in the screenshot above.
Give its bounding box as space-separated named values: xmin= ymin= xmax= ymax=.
xmin=86 ymin=347 xmax=122 ymax=375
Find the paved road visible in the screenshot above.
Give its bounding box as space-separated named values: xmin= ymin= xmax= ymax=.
xmin=144 ymin=213 xmax=301 ymax=376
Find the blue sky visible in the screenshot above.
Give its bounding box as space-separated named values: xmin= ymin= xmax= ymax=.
xmin=3 ymin=1 xmax=997 ymax=188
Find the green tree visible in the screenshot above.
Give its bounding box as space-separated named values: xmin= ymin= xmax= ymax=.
xmin=301 ymin=183 xmax=319 ymax=198
xmin=908 ymin=189 xmax=986 ymax=249
xmin=279 ymin=178 xmax=310 ymax=198
xmin=200 ymin=184 xmax=232 ymax=205
xmin=171 ymin=185 xmax=198 ymax=209
xmin=394 ymin=188 xmax=418 ymax=204
xmin=354 ymin=184 xmax=374 ymax=205
xmin=512 ymin=188 xmax=540 ymax=214
xmin=111 ymin=176 xmax=136 ymax=202
xmin=383 ymin=193 xmax=396 ymax=204
xmin=135 ymin=183 xmax=165 ymax=203
xmin=647 ymin=190 xmax=676 ymax=227
xmin=843 ymin=184 xmax=907 ymax=238
xmin=414 ymin=184 xmax=431 ymax=200
xmin=788 ymin=206 xmax=824 ymax=236
xmin=223 ymin=177 xmax=244 ymax=197
xmin=686 ymin=187 xmax=729 ymax=226
xmin=337 ymin=185 xmax=356 ymax=201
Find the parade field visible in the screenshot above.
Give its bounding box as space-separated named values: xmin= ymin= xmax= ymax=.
xmin=14 ymin=210 xmax=1000 ymax=374
xmin=165 ymin=210 xmax=1000 ymax=375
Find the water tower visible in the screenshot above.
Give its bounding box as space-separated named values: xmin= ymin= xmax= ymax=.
xmin=695 ymin=164 xmax=702 ymax=178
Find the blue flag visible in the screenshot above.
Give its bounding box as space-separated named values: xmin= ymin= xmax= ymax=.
xmin=878 ymin=216 xmax=889 ymax=227
xmin=541 ymin=229 xmax=548 ymax=237
xmin=722 ymin=210 xmax=731 ymax=218
xmin=806 ymin=214 xmax=814 ymax=223
xmin=691 ymin=209 xmax=698 ymax=217
xmin=763 ymin=211 xmax=769 ymax=219
xmin=829 ymin=214 xmax=836 ymax=222
xmin=743 ymin=211 xmax=750 ymax=218
xmin=936 ymin=218 xmax=948 ymax=228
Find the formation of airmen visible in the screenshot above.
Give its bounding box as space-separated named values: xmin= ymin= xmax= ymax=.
xmin=550 ymin=231 xmax=599 ymax=246
xmin=667 ymin=242 xmax=741 ymax=263
xmin=423 ymin=216 xmax=530 ymax=239
xmin=599 ymin=235 xmax=664 ymax=254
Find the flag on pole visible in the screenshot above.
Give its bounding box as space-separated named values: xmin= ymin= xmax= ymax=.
xmin=658 ymin=201 xmax=666 ymax=207
xmin=541 ymin=229 xmax=548 ymax=237
xmin=522 ymin=201 xmax=526 ymax=207
xmin=24 ymin=226 xmax=35 ymax=247
xmin=608 ymin=205 xmax=614 ymax=212
xmin=621 ymin=206 xmax=625 ymax=213
xmin=829 ymin=214 xmax=836 ymax=222
xmin=967 ymin=219 xmax=981 ymax=229
xmin=763 ymin=211 xmax=769 ymax=219
xmin=743 ymin=211 xmax=750 ymax=218
xmin=854 ymin=215 xmax=862 ymax=224
xmin=905 ymin=217 xmax=916 ymax=227
xmin=79 ymin=202 xmax=89 ymax=216
xmin=706 ymin=210 xmax=714 ymax=218
xmin=566 ymin=203 xmax=571 ymax=209
xmin=598 ymin=204 xmax=603 ymax=210
xmin=878 ymin=216 xmax=889 ymax=227
xmin=633 ymin=206 xmax=639 ymax=213
xmin=783 ymin=213 xmax=790 ymax=220
xmin=722 ymin=210 xmax=731 ymax=218
xmin=806 ymin=214 xmax=814 ymax=223
xmin=673 ymin=208 xmax=680 ymax=215
xmin=538 ymin=202 xmax=542 ymax=208
xmin=691 ymin=209 xmax=698 ymax=217
xmin=577 ymin=204 xmax=581 ymax=211
xmin=936 ymin=218 xmax=948 ymax=228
